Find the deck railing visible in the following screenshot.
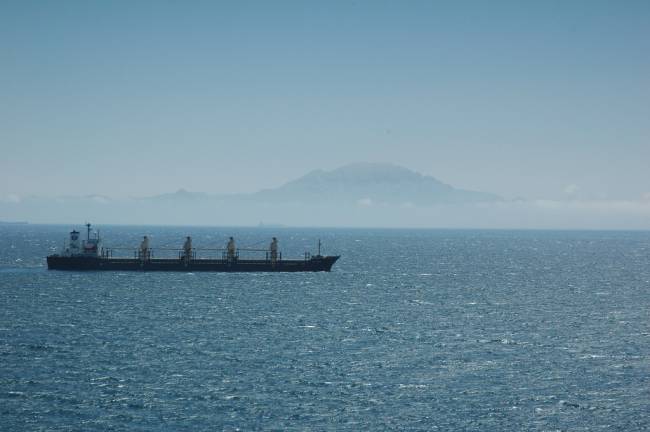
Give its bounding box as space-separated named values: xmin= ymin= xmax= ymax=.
xmin=101 ymin=247 xmax=288 ymax=262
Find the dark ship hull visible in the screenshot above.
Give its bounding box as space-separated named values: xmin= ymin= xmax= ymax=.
xmin=47 ymin=255 xmax=340 ymax=272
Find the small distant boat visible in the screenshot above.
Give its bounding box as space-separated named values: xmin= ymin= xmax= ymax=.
xmin=47 ymin=224 xmax=340 ymax=272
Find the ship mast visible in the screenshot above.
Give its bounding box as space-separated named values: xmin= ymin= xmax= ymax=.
xmin=86 ymin=223 xmax=91 ymax=241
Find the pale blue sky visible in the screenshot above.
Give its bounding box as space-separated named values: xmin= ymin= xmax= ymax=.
xmin=1 ymin=1 xmax=649 ymax=200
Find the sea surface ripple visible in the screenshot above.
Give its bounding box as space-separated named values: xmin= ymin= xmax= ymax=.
xmin=1 ymin=225 xmax=649 ymax=430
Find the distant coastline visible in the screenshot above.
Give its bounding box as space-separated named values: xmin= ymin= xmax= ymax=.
xmin=0 ymin=221 xmax=28 ymax=225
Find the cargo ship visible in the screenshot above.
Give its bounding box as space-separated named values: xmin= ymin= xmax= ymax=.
xmin=47 ymin=224 xmax=339 ymax=272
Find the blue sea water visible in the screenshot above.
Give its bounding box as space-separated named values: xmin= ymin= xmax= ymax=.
xmin=1 ymin=224 xmax=649 ymax=431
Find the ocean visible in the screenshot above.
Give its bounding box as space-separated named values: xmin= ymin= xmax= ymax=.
xmin=1 ymin=225 xmax=649 ymax=431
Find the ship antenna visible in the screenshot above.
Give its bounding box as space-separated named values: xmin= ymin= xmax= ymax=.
xmin=86 ymin=222 xmax=91 ymax=241
xmin=318 ymin=238 xmax=321 ymax=256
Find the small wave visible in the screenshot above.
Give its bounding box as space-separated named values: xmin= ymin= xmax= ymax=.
xmin=559 ymin=400 xmax=581 ymax=409
xmin=580 ymin=354 xmax=607 ymax=359
xmin=398 ymin=384 xmax=427 ymax=389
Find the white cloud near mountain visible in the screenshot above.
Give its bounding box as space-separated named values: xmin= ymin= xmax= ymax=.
xmin=563 ymin=184 xmax=580 ymax=195
xmin=1 ymin=194 xmax=21 ymax=203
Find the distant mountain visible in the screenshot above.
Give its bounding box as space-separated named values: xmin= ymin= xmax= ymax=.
xmin=252 ymin=163 xmax=501 ymax=205
xmin=141 ymin=188 xmax=210 ymax=201
xmin=4 ymin=164 xmax=649 ymax=229
xmin=0 ymin=163 xmax=503 ymax=226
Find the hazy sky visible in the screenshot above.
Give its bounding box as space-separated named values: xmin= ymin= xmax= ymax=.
xmin=2 ymin=1 xmax=649 ymax=201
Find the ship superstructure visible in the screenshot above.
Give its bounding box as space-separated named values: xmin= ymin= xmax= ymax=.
xmin=62 ymin=223 xmax=102 ymax=258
